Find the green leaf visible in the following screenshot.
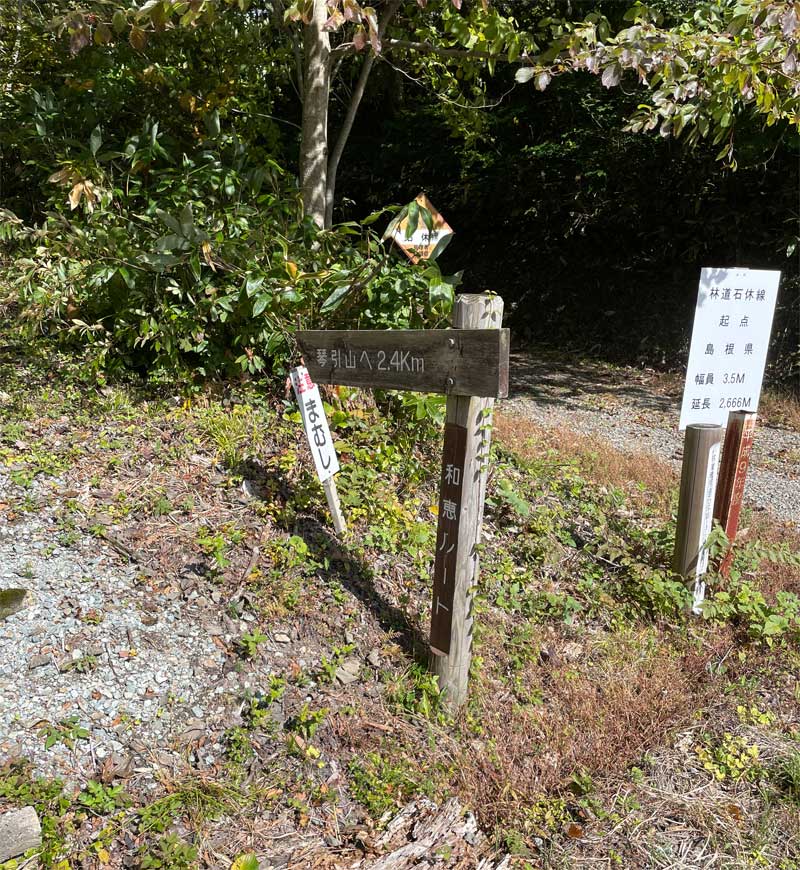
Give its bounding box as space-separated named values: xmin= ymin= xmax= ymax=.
xmin=515 ymin=67 xmax=535 ymax=83
xmin=253 ymin=293 xmax=271 ymax=316
xmin=428 ymin=232 xmax=453 ymax=261
xmin=361 ymin=205 xmax=393 ymax=226
xmin=429 ymin=281 xmax=453 ymax=309
xmin=420 ymin=206 xmax=434 ymax=233
xmin=231 ymin=854 xmax=260 ymax=870
xmin=112 ymin=9 xmax=127 ymax=33
xmin=179 ymin=202 xmax=194 ymax=237
xmin=321 ymin=283 xmax=351 ymax=312
xmin=156 ymin=209 xmax=182 ymax=234
xmin=204 ymin=109 xmax=221 ymax=138
xmin=382 ymin=205 xmax=408 ymax=241
xmin=89 ymin=125 xmax=102 ymax=157
xmin=245 ymin=274 xmax=264 ymax=296
xmin=405 ymin=200 xmax=420 ymax=239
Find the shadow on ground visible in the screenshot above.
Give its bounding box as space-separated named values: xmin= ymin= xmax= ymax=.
xmin=508 ymin=345 xmax=680 ymax=414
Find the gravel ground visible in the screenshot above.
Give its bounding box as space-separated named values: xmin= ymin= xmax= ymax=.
xmin=0 ymin=471 xmax=300 ymax=787
xmin=505 ymin=351 xmax=800 ymax=528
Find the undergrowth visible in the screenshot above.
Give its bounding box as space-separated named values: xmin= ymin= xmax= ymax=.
xmin=1 ymin=329 xmax=799 ymax=867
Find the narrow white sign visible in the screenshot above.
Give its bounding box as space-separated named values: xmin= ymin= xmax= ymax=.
xmin=290 ymin=366 xmax=340 ymax=483
xmin=680 ymin=267 xmax=780 ymax=430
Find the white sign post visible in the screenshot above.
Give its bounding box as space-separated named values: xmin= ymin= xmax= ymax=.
xmin=675 ymin=266 xmax=780 ymax=610
xmin=290 ymin=366 xmax=345 ymax=534
xmin=679 ymin=267 xmax=781 ymax=429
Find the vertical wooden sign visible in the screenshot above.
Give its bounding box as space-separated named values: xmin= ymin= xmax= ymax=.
xmin=430 ymin=294 xmax=503 ymax=708
xmin=430 ymin=423 xmax=468 ymax=655
xmin=714 ymin=410 xmax=757 ymax=577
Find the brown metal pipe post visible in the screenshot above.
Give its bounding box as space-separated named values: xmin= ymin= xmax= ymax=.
xmin=714 ymin=411 xmax=757 ymax=577
xmin=673 ymin=424 xmax=724 ymax=612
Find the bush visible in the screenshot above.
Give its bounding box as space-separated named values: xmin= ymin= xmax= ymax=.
xmin=0 ymin=111 xmax=455 ymax=381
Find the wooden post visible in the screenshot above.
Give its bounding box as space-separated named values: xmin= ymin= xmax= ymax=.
xmin=714 ymin=410 xmax=757 ymax=577
xmin=673 ymin=423 xmax=724 ymax=613
xmin=323 ymin=476 xmax=346 ymax=536
xmin=430 ymin=294 xmax=503 ymax=708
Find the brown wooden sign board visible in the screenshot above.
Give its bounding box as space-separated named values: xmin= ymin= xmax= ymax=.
xmin=296 ymin=329 xmax=510 ymax=398
xmin=429 ymin=422 xmax=467 ymax=656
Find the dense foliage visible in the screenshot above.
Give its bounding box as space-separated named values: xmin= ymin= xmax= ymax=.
xmin=0 ymin=6 xmax=454 ymax=377
xmin=0 ymin=0 xmax=798 ymax=383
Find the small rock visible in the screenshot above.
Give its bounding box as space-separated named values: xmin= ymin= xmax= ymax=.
xmin=367 ymin=648 xmax=381 ymax=667
xmin=0 ymin=589 xmax=28 ymax=621
xmin=335 ymin=658 xmax=361 ymax=685
xmin=27 ymin=655 xmax=50 ymax=671
xmin=274 ymin=633 xmax=291 ymax=644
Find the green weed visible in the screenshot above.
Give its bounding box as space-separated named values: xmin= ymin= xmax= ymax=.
xmin=38 ymin=716 xmax=89 ymax=750
xmin=385 ymin=664 xmax=450 ymax=725
xmin=137 ymin=833 xmax=198 ymax=869
xmin=694 ymin=733 xmax=762 ymax=782
xmin=348 ymin=752 xmax=433 ymax=820
xmin=238 ymin=629 xmax=268 ymax=659
xmin=77 ymin=780 xmax=131 ymax=815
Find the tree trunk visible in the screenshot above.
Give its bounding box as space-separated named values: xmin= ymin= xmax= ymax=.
xmin=324 ymin=52 xmax=375 ymax=229
xmin=299 ymin=0 xmax=331 ymax=228
xmin=324 ymin=0 xmax=402 ymax=228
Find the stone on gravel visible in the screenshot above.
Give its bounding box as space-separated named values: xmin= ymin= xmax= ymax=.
xmin=0 ymin=806 xmax=42 ymax=863
xmin=0 ymin=588 xmax=28 ymax=621
xmin=335 ymin=657 xmax=361 ymax=685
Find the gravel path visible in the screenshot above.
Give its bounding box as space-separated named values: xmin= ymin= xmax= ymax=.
xmin=0 ymin=471 xmax=298 ymax=786
xmin=505 ymin=351 xmax=800 ymax=528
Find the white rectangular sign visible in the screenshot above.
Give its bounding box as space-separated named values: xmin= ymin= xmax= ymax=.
xmin=679 ymin=267 xmax=781 ymax=430
xmin=290 ymin=366 xmax=340 ymax=483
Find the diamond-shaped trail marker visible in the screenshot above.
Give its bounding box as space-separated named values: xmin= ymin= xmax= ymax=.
xmin=391 ymin=193 xmax=454 ymax=264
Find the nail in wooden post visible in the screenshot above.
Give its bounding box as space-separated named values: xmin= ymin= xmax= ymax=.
xmin=673 ymin=423 xmax=724 ymax=613
xmin=430 ymin=293 xmax=503 ymax=708
xmin=714 ymin=410 xmax=757 ymax=577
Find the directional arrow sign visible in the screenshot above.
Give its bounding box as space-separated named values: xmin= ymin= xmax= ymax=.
xmin=296 ymin=328 xmax=510 ymax=398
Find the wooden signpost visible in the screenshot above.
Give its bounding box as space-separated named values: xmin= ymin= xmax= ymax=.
xmin=296 ymin=329 xmax=509 ymax=398
xmin=673 ymin=424 xmax=723 ymax=613
xmin=297 ymin=294 xmax=508 ymax=707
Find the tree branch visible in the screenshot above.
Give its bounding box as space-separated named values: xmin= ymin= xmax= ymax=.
xmin=324 ymin=0 xmax=402 ymax=227
xmin=384 ymin=37 xmax=511 ymax=63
